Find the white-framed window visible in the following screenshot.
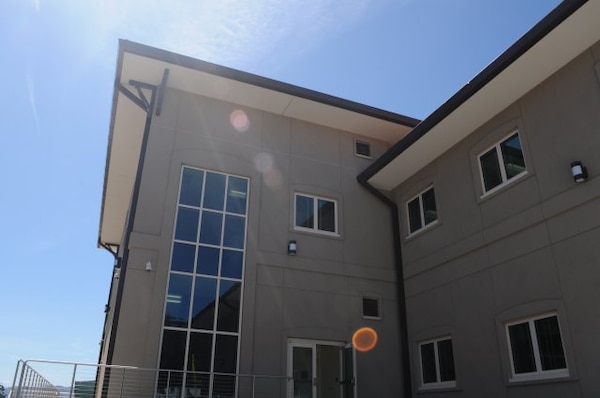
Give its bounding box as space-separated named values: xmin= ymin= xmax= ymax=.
xmin=294 ymin=193 xmax=338 ymax=235
xmin=407 ymin=186 xmax=437 ymax=235
xmin=478 ymin=131 xmax=526 ymax=194
xmin=506 ymin=313 xmax=568 ymax=381
xmin=362 ymin=296 xmax=381 ymax=319
xmin=354 ymin=139 xmax=372 ymax=158
xmin=418 ymin=336 xmax=456 ymax=389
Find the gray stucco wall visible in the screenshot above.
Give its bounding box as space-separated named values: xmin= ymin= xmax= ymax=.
xmin=393 ymin=40 xmax=600 ymax=397
xmin=106 ymin=85 xmax=403 ymax=395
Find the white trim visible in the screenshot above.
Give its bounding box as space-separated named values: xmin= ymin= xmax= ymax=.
xmin=354 ymin=138 xmax=372 ymax=159
xmin=287 ymin=339 xmax=349 ymax=398
xmin=477 ymin=130 xmax=528 ymax=196
xmin=293 ymin=192 xmax=339 ymax=236
xmin=361 ymin=295 xmax=382 ymax=320
xmin=406 ymin=185 xmax=438 ymax=236
xmin=505 ymin=312 xmax=569 ymax=382
xmin=418 ymin=336 xmax=457 ymax=390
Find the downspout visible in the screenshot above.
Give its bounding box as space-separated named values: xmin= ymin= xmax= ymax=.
xmin=104 ymin=69 xmax=169 ymax=367
xmin=97 ymin=242 xmax=118 ymax=365
xmin=357 ymin=176 xmax=412 ymax=397
xmin=95 ymin=243 xmax=118 ymax=398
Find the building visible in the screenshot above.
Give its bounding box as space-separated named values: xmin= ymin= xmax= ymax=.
xmin=97 ymin=35 xmax=418 ymax=398
xmin=98 ymin=0 xmax=600 ymax=397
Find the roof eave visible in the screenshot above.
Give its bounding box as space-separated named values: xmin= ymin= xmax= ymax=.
xmin=360 ymin=0 xmax=593 ymax=191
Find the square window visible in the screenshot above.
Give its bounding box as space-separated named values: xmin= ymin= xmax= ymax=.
xmin=362 ymin=297 xmax=380 ymax=319
xmin=294 ymin=193 xmax=338 ymax=235
xmin=506 ymin=314 xmax=568 ymax=381
xmin=478 ymin=131 xmax=526 ymax=194
xmin=407 ymin=186 xmax=438 ymax=235
xmin=418 ymin=337 xmax=456 ymax=389
xmin=355 ymin=140 xmax=371 ymax=158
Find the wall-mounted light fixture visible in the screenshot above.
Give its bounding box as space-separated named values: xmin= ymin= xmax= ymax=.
xmin=288 ymin=240 xmax=297 ymax=256
xmin=571 ymin=161 xmax=588 ymax=183
xmin=145 ymin=260 xmax=153 ymax=272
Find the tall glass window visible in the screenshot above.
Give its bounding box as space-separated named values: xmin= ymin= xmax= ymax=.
xmin=159 ymin=166 xmax=249 ymax=398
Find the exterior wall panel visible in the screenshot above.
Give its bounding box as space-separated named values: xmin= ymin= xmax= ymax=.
xmin=395 ymin=41 xmax=600 ymax=397
xmin=108 ymin=85 xmax=401 ymax=395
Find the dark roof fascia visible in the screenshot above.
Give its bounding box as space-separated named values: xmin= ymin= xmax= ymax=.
xmin=357 ymin=0 xmax=588 ymax=186
xmin=118 ymin=39 xmax=420 ymax=128
xmin=97 ymin=42 xmax=127 ymax=248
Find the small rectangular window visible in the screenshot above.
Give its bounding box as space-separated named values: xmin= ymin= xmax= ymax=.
xmin=478 ymin=131 xmax=526 ymax=194
xmin=506 ymin=314 xmax=568 ymax=381
xmin=294 ymin=193 xmax=338 ymax=235
xmin=355 ymin=139 xmax=371 ymax=158
xmin=407 ymin=186 xmax=438 ymax=235
xmin=362 ymin=297 xmax=380 ymax=319
xmin=419 ymin=337 xmax=456 ymax=389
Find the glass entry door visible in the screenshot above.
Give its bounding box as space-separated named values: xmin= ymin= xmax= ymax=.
xmin=288 ymin=340 xmax=355 ymax=398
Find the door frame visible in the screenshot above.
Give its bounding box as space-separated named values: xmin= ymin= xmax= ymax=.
xmin=287 ymin=338 xmax=356 ymax=398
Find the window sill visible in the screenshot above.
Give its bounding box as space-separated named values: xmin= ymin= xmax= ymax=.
xmin=293 ymin=226 xmax=341 ymax=239
xmin=508 ymin=369 xmax=570 ymax=385
xmin=405 ymin=220 xmax=439 ymax=241
xmin=479 ymin=171 xmax=529 ymax=200
xmin=417 ymin=381 xmax=457 ymax=393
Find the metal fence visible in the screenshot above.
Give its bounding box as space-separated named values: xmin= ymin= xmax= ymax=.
xmin=10 ymin=360 xmax=289 ymax=398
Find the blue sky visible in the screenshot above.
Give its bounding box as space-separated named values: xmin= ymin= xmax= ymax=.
xmin=0 ymin=0 xmax=560 ymax=387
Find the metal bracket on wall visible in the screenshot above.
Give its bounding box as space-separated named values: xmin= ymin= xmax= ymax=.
xmin=117 ymin=68 xmax=170 ymax=115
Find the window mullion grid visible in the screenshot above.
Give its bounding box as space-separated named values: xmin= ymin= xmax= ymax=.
xmin=529 ymin=319 xmax=542 ymax=373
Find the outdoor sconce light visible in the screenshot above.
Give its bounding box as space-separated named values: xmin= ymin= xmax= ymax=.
xmin=145 ymin=260 xmax=153 ymax=272
xmin=571 ymin=161 xmax=588 ymax=183
xmin=288 ymin=240 xmax=297 ymax=256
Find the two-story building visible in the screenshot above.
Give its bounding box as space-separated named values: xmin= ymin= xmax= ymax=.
xmin=97 ymin=37 xmax=417 ymax=398
xmin=97 ymin=0 xmax=600 ymax=397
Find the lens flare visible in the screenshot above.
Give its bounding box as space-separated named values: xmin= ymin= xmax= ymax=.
xmin=352 ymin=327 xmax=378 ymax=352
xmin=254 ymin=152 xmax=274 ymax=172
xmin=230 ymin=109 xmax=249 ymax=132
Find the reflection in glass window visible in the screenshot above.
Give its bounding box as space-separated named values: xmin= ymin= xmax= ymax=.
xmin=479 ymin=131 xmax=527 ymax=194
xmin=317 ymin=199 xmax=335 ymax=232
xmin=419 ymin=337 xmax=456 ymax=388
xmin=223 ymin=215 xmax=245 ymax=249
xmin=221 ymin=250 xmax=243 ymax=279
xmin=171 ymin=243 xmax=196 ymax=273
xmin=217 ymin=281 xmax=241 ymax=332
xmin=295 ymin=195 xmax=313 ymax=229
xmin=407 ymin=186 xmax=437 ymax=235
xmin=506 ymin=314 xmax=567 ymax=380
xmin=226 ymin=177 xmax=248 ymax=214
xmin=204 ymin=173 xmax=226 ymax=211
xmin=179 ymin=168 xmax=204 ymax=207
xmin=294 ymin=193 xmax=337 ymax=235
xmin=165 ymin=274 xmax=192 ymax=327
xmin=160 ymin=330 xmax=187 ymax=370
xmin=191 ymin=277 xmax=217 ymax=330
xmin=175 ymin=207 xmax=199 ymax=242
xmin=196 ymin=246 xmax=219 ymax=276
xmin=214 ymin=334 xmax=238 ymax=373
xmin=188 ymin=333 xmax=213 ymax=372
xmin=199 ymin=211 xmax=223 ymax=246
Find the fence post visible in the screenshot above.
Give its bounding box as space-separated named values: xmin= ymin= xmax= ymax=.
xmin=69 ymin=364 xmax=78 ymax=398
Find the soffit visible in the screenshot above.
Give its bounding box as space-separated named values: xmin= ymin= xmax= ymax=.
xmin=368 ymin=0 xmax=600 ymax=190
xmin=99 ymin=44 xmax=417 ymax=246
